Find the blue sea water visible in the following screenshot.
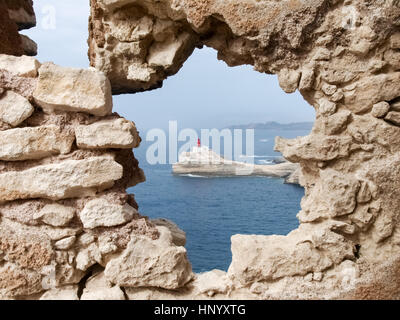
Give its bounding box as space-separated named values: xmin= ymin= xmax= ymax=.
xmin=127 ymin=129 xmax=309 ymax=273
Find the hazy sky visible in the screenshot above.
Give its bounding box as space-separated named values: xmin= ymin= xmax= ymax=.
xmin=23 ymin=0 xmax=315 ymax=131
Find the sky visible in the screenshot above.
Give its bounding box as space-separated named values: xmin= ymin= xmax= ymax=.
xmin=22 ymin=0 xmax=315 ymax=132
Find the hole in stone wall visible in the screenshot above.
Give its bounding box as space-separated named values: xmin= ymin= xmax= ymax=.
xmin=115 ymin=48 xmax=315 ymax=273
xmin=25 ymin=0 xmax=316 ymax=274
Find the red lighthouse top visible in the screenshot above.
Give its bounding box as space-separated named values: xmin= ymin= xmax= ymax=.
xmin=197 ymin=138 xmax=201 ymax=147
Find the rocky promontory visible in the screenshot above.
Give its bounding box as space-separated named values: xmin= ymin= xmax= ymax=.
xmin=172 ymin=146 xmax=300 ymax=184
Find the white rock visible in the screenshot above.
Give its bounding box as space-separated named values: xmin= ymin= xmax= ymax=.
xmin=148 ymin=33 xmax=192 ymax=68
xmin=79 ymin=199 xmax=136 ymax=229
xmin=81 ymin=272 xmax=125 ymax=300
xmin=0 ymin=91 xmax=34 ymax=126
xmin=0 ymin=156 xmax=123 ymax=202
xmin=75 ymin=118 xmax=140 ymax=149
xmin=33 ymin=63 xmax=113 ymax=116
xmin=77 ymin=233 xmax=96 ymax=247
xmin=105 ymin=226 xmax=193 ymax=289
xmin=371 ymin=101 xmax=390 ymax=118
xmin=0 ymin=125 xmax=75 ymax=161
xmin=34 ymin=204 xmax=75 ymax=227
xmin=278 ymin=68 xmax=301 ymax=93
xmin=0 ymin=54 xmax=40 ymax=77
xmin=193 ymin=270 xmax=231 ymax=297
xmin=318 ymin=98 xmax=337 ymax=116
xmin=127 ymin=63 xmax=155 ymax=82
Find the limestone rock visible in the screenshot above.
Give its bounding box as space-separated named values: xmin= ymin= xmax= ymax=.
xmin=0 ymin=125 xmax=75 ymax=161
xmin=0 ymin=90 xmax=34 ymax=126
xmin=33 ymin=204 xmax=75 ymax=227
xmin=228 ymin=225 xmax=354 ymax=285
xmin=344 ymin=73 xmax=400 ymax=114
xmin=385 ymin=111 xmax=400 ymax=126
xmin=151 ymin=218 xmax=186 ymax=247
xmin=278 ymin=69 xmax=301 ymax=93
xmin=54 ymin=236 xmax=76 ymax=250
xmin=390 ymin=33 xmax=400 ymax=49
xmin=33 ymin=63 xmax=113 ymax=116
xmin=76 ymin=243 xmax=102 ymax=271
xmin=275 ymin=135 xmax=353 ymax=163
xmin=81 ymin=271 xmax=125 ymax=300
xmin=75 ymin=118 xmax=140 ymax=149
xmin=5 ymin=0 xmax=36 ymax=30
xmin=20 ymin=34 xmax=37 ymax=56
xmin=105 ymin=226 xmax=193 ymax=289
xmin=0 ymin=262 xmax=43 ymax=297
xmin=284 ymin=166 xmax=301 ymax=185
xmin=322 ymin=83 xmax=337 ymax=96
xmin=193 ymin=270 xmax=231 ymax=297
xmin=79 ymin=199 xmax=136 ymax=229
xmin=318 ymin=98 xmax=337 ymax=116
xmin=0 ymin=156 xmax=123 ymax=201
xmin=0 ymin=54 xmax=40 ymax=77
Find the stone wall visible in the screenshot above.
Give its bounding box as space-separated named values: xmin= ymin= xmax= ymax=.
xmin=2 ymin=0 xmax=400 ymax=299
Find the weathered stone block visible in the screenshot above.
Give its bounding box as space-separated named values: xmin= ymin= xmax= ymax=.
xmin=0 ymin=156 xmax=123 ymax=201
xmin=105 ymin=227 xmax=193 ymax=289
xmin=33 ymin=63 xmax=113 ymax=116
xmin=0 ymin=90 xmax=34 ymax=126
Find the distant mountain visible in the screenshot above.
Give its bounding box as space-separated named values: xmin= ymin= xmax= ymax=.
xmin=226 ymin=121 xmax=313 ymax=131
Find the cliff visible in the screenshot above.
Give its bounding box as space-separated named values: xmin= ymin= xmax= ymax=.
xmin=172 ymin=146 xmax=299 ymax=182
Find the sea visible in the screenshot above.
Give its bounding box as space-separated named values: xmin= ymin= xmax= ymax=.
xmin=127 ymin=128 xmax=310 ymax=273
